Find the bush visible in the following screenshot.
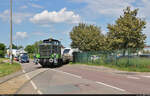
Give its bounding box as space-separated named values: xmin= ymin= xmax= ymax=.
xmin=0 ymin=43 xmax=6 ymax=58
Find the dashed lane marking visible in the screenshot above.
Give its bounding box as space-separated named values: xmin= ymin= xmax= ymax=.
xmin=23 ymin=69 xmax=43 ymax=94
xmin=51 ymin=69 xmax=82 ymax=79
xmin=22 ymin=70 xmax=26 ymax=73
xmin=96 ymin=81 xmax=125 ymax=92
xmin=141 ymin=76 xmax=150 ymax=78
xmin=127 ymin=76 xmax=140 ymax=79
xmin=37 ymin=90 xmax=43 ymax=94
xmin=30 ymin=80 xmax=37 ymax=90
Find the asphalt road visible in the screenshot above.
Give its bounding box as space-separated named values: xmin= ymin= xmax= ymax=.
xmin=16 ymin=61 xmax=150 ymax=94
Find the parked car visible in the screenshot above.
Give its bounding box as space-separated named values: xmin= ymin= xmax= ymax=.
xmin=19 ymin=54 xmax=29 ymax=63
xmin=14 ymin=56 xmax=19 ymax=61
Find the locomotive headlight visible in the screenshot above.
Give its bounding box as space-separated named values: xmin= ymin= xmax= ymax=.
xmin=49 ymin=59 xmax=53 ymax=63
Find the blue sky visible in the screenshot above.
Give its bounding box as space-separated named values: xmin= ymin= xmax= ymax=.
xmin=0 ymin=0 xmax=150 ymax=48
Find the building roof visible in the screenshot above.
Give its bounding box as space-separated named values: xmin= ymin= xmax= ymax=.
xmin=144 ymin=45 xmax=150 ymax=48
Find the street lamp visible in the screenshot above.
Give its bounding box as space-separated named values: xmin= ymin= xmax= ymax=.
xmin=10 ymin=0 xmax=13 ymax=64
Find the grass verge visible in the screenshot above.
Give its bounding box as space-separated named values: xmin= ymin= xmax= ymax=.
xmin=70 ymin=57 xmax=150 ymax=72
xmin=0 ymin=58 xmax=21 ymax=77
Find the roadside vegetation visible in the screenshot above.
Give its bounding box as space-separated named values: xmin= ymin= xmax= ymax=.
xmin=25 ymin=40 xmax=42 ymax=59
xmin=0 ymin=58 xmax=21 ymax=77
xmin=71 ymin=57 xmax=150 ymax=72
xmin=69 ymin=6 xmax=150 ymax=72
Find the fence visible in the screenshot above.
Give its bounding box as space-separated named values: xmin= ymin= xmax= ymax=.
xmin=73 ymin=49 xmax=150 ymax=69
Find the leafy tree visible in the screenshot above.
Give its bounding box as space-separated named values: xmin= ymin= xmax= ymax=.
xmin=70 ymin=23 xmax=105 ymax=51
xmin=17 ymin=45 xmax=23 ymax=49
xmin=0 ymin=43 xmax=6 ymax=58
xmin=107 ymin=6 xmax=146 ymax=52
xmin=25 ymin=40 xmax=42 ymax=54
xmin=33 ymin=40 xmax=42 ymax=53
xmin=12 ymin=44 xmax=17 ymax=49
xmin=24 ymin=45 xmax=34 ymax=54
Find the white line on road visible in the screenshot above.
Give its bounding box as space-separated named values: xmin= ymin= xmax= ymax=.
xmin=51 ymin=69 xmax=82 ymax=79
xmin=25 ymin=74 xmax=30 ymax=80
xmin=127 ymin=76 xmax=140 ymax=79
xmin=22 ymin=70 xmax=26 ymax=73
xmin=96 ymin=81 xmax=125 ymax=92
xmin=37 ymin=90 xmax=43 ymax=94
xmin=30 ymin=80 xmax=37 ymax=90
xmin=141 ymin=76 xmax=150 ymax=78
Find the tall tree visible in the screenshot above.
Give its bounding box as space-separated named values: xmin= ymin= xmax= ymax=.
xmin=17 ymin=45 xmax=23 ymax=49
xmin=12 ymin=44 xmax=17 ymax=49
xmin=107 ymin=6 xmax=146 ymax=51
xmin=33 ymin=40 xmax=42 ymax=53
xmin=24 ymin=45 xmax=34 ymax=54
xmin=70 ymin=23 xmax=105 ymax=51
xmin=0 ymin=43 xmax=6 ymax=58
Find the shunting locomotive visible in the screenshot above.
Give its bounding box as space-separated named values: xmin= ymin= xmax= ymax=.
xmin=36 ymin=38 xmax=63 ymax=67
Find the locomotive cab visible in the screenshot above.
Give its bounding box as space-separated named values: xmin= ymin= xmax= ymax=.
xmin=36 ymin=38 xmax=62 ymax=67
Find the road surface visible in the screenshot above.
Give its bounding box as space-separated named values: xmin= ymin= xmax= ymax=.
xmin=16 ymin=61 xmax=150 ymax=94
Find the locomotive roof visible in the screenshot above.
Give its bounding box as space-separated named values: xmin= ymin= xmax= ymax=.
xmin=43 ymin=38 xmax=60 ymax=43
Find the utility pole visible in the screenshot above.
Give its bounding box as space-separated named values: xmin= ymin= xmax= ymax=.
xmin=10 ymin=0 xmax=13 ymax=64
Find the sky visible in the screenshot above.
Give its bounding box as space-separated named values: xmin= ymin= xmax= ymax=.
xmin=0 ymin=0 xmax=150 ymax=48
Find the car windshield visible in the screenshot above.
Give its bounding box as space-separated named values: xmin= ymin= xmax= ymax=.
xmin=21 ymin=55 xmax=28 ymax=59
xmin=63 ymin=49 xmax=70 ymax=54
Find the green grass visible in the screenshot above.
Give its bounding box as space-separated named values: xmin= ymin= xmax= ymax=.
xmin=0 ymin=58 xmax=22 ymax=77
xmin=71 ymin=57 xmax=150 ymax=72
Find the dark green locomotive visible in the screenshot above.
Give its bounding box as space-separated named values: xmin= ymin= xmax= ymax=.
xmin=36 ymin=38 xmax=63 ymax=67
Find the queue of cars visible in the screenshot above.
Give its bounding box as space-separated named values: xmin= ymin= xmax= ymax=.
xmin=14 ymin=53 xmax=30 ymax=63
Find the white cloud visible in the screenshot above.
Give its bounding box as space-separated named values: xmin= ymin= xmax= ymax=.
xmin=14 ymin=32 xmax=28 ymax=40
xmin=0 ymin=10 xmax=33 ymax=24
xmin=30 ymin=3 xmax=43 ymax=9
xmin=70 ymin=0 xmax=150 ymax=45
xmin=30 ymin=8 xmax=81 ymax=25
xmin=32 ymin=32 xmax=49 ymax=36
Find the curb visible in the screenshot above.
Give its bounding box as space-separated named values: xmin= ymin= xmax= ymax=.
xmin=0 ymin=70 xmax=23 ymax=84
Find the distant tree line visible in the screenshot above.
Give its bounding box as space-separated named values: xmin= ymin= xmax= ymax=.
xmin=0 ymin=43 xmax=24 ymax=58
xmin=24 ymin=40 xmax=42 ymax=55
xmin=70 ymin=6 xmax=147 ymax=54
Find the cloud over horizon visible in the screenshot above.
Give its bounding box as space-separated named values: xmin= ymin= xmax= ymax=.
xmin=14 ymin=32 xmax=28 ymax=40
xmin=0 ymin=10 xmax=33 ymax=24
xmin=30 ymin=8 xmax=81 ymax=25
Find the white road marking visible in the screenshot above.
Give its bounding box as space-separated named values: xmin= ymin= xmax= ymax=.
xmin=25 ymin=74 xmax=30 ymax=80
xmin=30 ymin=80 xmax=37 ymax=90
xmin=37 ymin=90 xmax=43 ymax=94
xmin=127 ymin=76 xmax=140 ymax=79
xmin=96 ymin=81 xmax=125 ymax=92
xmin=26 ymin=73 xmax=43 ymax=94
xmin=22 ymin=69 xmax=26 ymax=73
xmin=141 ymin=76 xmax=150 ymax=78
xmin=51 ymin=69 xmax=82 ymax=79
